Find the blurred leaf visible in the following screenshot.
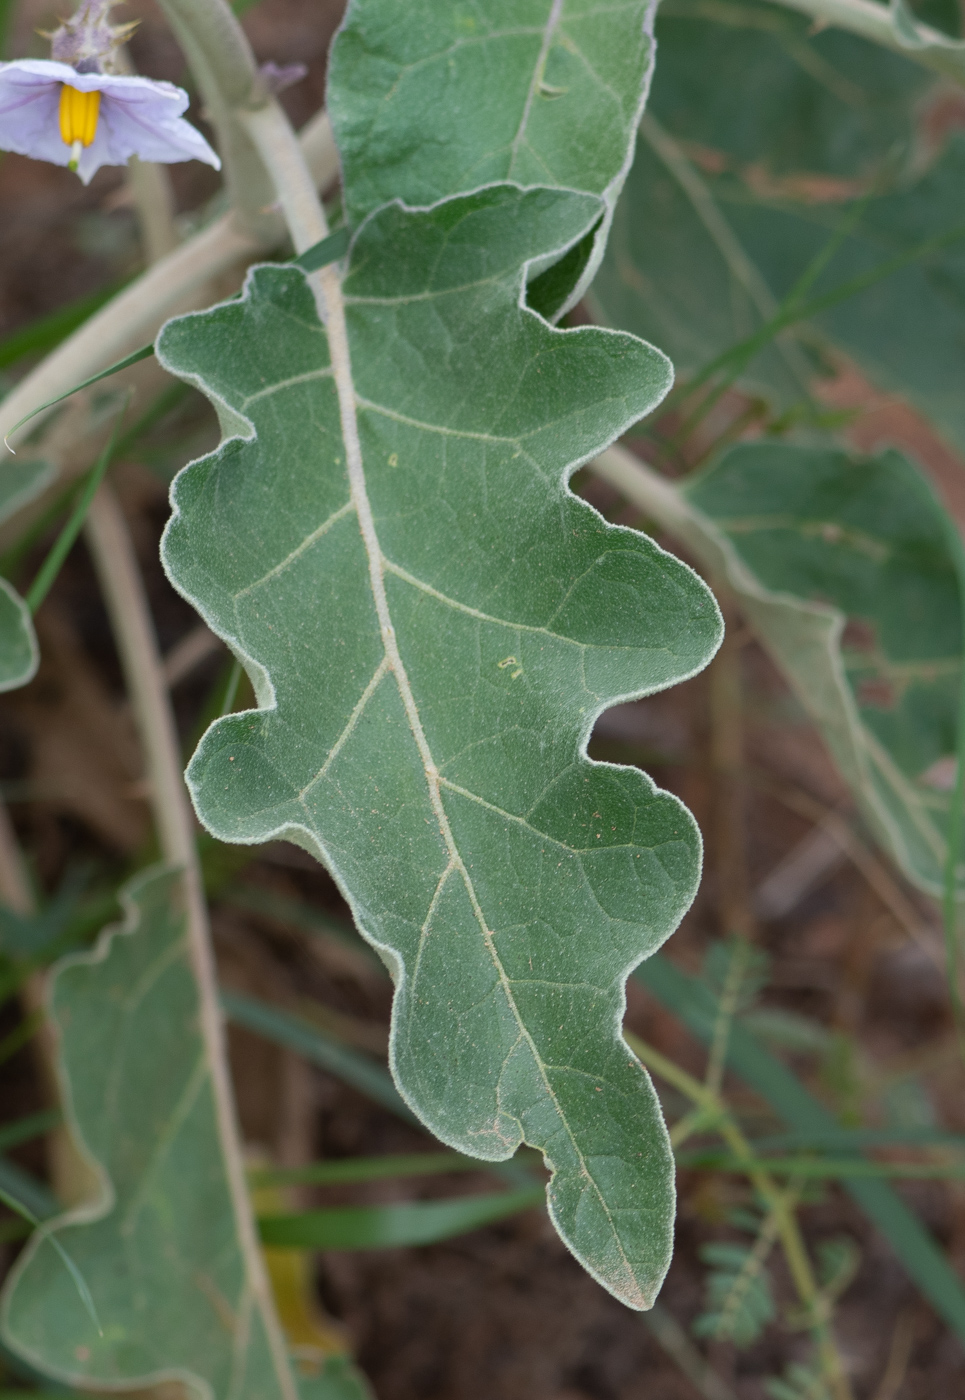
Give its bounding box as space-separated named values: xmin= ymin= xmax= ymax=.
xmin=717 ymin=137 xmax=965 ymax=453
xmin=0 ymin=1113 xmax=60 ymax=1157
xmin=702 ymin=939 xmax=771 ymax=1012
xmin=693 ymin=1240 xmax=776 ymax=1346
xmin=740 ymin=1008 xmax=831 ymax=1053
xmin=651 ymin=0 xmax=933 ymax=178
xmin=882 ymin=1076 xmax=938 ymax=1130
xmin=678 ymin=441 xmax=963 ymax=898
xmin=0 ymin=867 xmax=297 ymax=1398
xmin=0 ymin=459 xmax=53 ymax=694
xmin=329 ymin=0 xmax=660 ymax=313
xmin=814 ymin=1236 xmax=860 ymax=1299
xmin=252 ymin=1151 xmax=498 ymax=1188
xmin=259 ymin=1187 xmax=545 ymax=1250
xmin=0 ymin=1160 xmax=56 ymax=1225
xmin=765 ymin=1360 xmax=831 ymax=1400
xmin=593 ymin=10 xmax=965 ymax=445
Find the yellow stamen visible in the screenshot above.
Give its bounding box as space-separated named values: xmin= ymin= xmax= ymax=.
xmin=58 ymin=85 xmax=100 ymax=160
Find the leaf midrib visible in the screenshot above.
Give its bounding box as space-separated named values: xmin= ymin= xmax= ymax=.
xmin=313 ymin=251 xmax=645 ymax=1303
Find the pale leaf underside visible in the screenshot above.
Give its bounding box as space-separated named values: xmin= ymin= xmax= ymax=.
xmin=159 ymin=185 xmax=722 ymax=1307
xmin=1 ymin=868 xmax=290 ymax=1398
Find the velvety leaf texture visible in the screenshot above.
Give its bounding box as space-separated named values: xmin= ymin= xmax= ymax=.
xmin=683 ymin=442 xmax=962 ymax=896
xmin=0 ymin=458 xmax=53 ymax=693
xmin=158 ymin=185 xmax=722 ymax=1307
xmin=329 ymin=0 xmax=658 ymax=313
xmin=1 ymin=868 xmax=294 ymax=1398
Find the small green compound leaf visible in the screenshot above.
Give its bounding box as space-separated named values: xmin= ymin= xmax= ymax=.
xmin=159 ymin=185 xmax=722 ymax=1308
xmin=0 ymin=458 xmax=54 ymax=692
xmin=681 ymin=441 xmax=962 ymax=896
xmin=329 ymin=0 xmax=658 ymax=312
xmin=693 ymin=1240 xmax=776 ymax=1347
xmin=0 ymin=867 xmax=294 ymax=1399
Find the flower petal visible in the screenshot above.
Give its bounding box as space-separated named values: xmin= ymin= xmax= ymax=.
xmin=0 ymin=61 xmax=73 ymax=168
xmin=0 ymin=59 xmax=221 ymax=183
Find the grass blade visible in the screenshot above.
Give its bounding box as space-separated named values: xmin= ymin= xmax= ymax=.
xmin=258 ymin=1188 xmax=544 ymax=1250
xmin=250 ymin=1151 xmax=488 ymax=1189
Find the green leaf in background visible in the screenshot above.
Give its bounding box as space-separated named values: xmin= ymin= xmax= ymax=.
xmin=329 ymin=0 xmax=659 ymax=314
xmin=592 ymin=127 xmax=811 ymax=408
xmin=592 ymin=6 xmax=965 ymax=440
xmin=0 ymin=458 xmax=54 ymax=692
xmin=719 ymin=137 xmax=965 ymax=452
xmin=259 ymin=1187 xmax=545 ymax=1250
xmin=159 ymin=182 xmax=722 ymax=1308
xmin=0 ymin=867 xmax=296 ymax=1399
xmin=651 ymin=0 xmax=933 ymax=179
xmin=633 ymin=439 xmax=961 ymax=897
xmin=684 ymin=442 xmax=962 ymax=896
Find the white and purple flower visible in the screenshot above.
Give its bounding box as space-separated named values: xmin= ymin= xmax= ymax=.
xmin=0 ymin=59 xmax=221 ymax=184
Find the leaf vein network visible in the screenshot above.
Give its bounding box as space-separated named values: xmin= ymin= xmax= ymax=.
xmin=232 ymin=499 xmax=355 ymax=601
xmin=319 ymin=252 xmax=639 ymax=1290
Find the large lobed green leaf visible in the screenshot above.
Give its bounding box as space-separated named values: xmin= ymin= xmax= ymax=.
xmin=0 ymin=867 xmax=297 ymax=1398
xmin=157 ymin=180 xmax=721 ymax=1307
xmin=329 ymin=0 xmax=659 ymax=315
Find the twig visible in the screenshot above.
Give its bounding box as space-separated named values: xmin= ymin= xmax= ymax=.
xmin=82 ymin=487 xmax=297 ymax=1400
xmin=871 ymin=1306 xmax=918 ymax=1400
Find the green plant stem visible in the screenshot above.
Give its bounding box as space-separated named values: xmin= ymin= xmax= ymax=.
xmin=81 ymin=486 xmax=297 ymax=1400
xmin=628 ymin=1032 xmax=854 ymax=1400
xmin=238 ymin=101 xmax=330 ymax=253
xmin=153 ymin=0 xmax=277 ymax=237
xmin=765 ymin=0 xmax=965 ymax=86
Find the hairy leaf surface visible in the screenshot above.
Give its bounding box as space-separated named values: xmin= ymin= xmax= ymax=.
xmin=0 ymin=458 xmax=53 ymax=692
xmin=158 ymin=185 xmax=722 ymax=1307
xmin=634 ymin=441 xmax=962 ymax=896
xmin=329 ymin=0 xmax=658 ymax=313
xmin=0 ymin=868 xmax=295 ymax=1399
